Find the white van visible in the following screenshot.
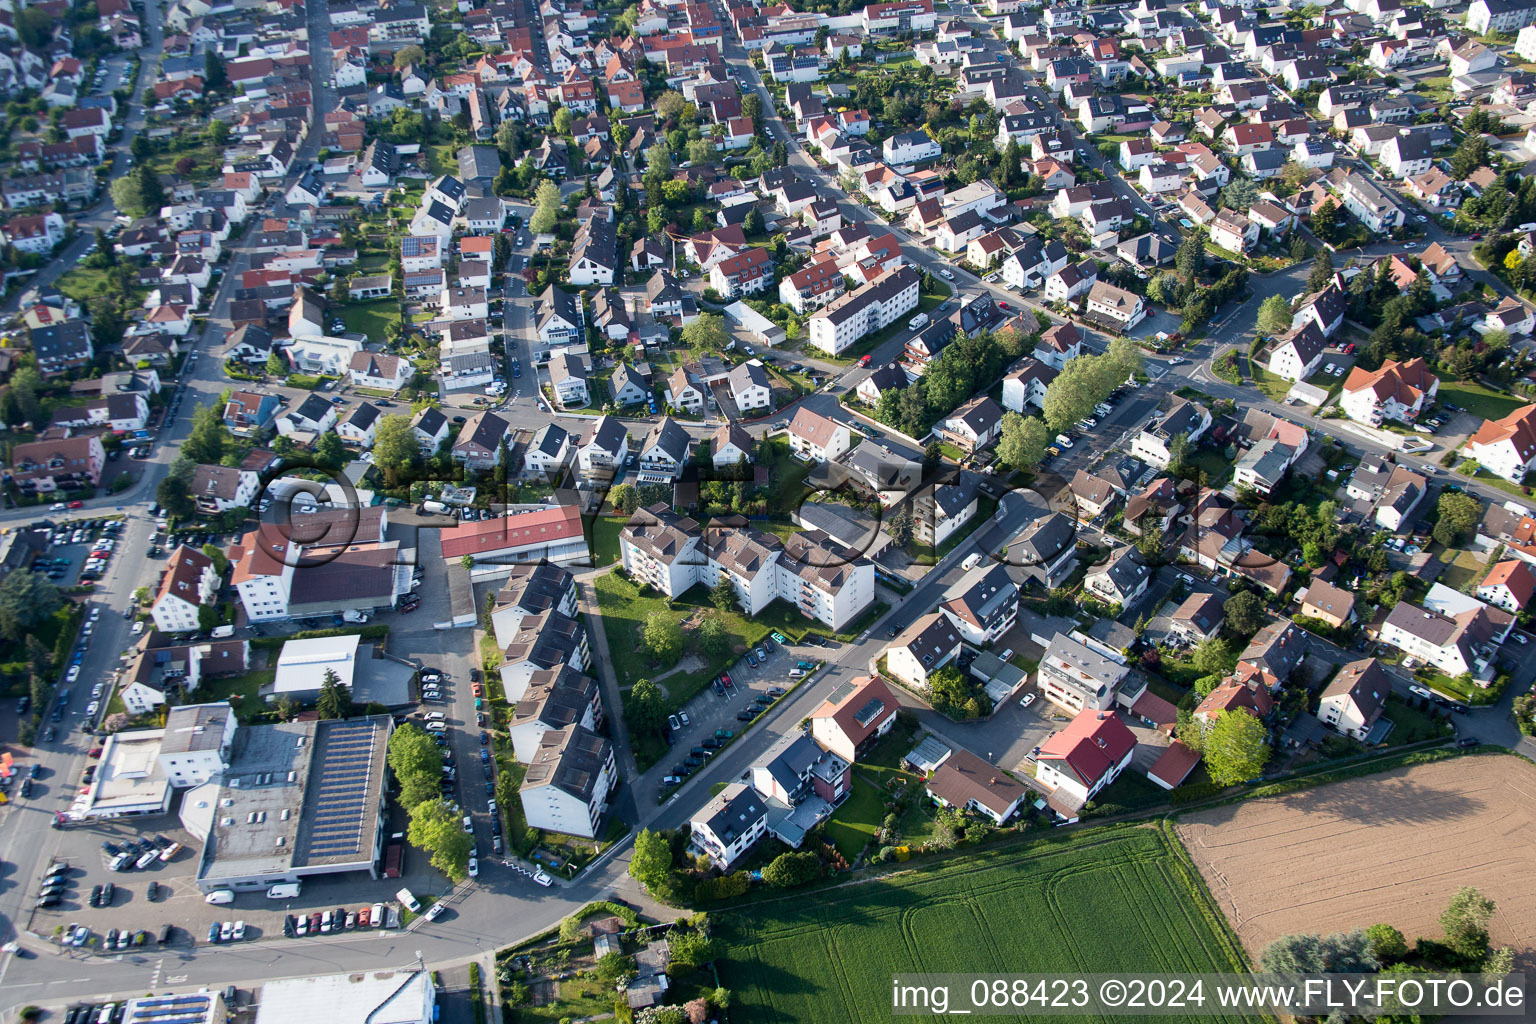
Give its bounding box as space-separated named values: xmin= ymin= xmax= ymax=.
xmin=908 ymin=312 xmax=929 ymax=331
xmin=396 ymin=888 xmax=422 ymax=913
xmin=267 ymin=882 xmax=302 ymax=899
xmin=205 ymin=889 xmax=235 ymax=905
xmin=961 ymin=553 xmax=982 ymax=571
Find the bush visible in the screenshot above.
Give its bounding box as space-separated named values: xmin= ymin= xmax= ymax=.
xmin=694 ymin=871 xmax=750 ymax=902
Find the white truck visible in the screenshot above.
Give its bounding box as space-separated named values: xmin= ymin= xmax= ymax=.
xmin=961 ymin=552 xmax=983 ymax=571
xmin=211 ymin=625 xmax=235 ymax=638
xmin=422 ymin=500 xmax=448 ymax=515
xmin=908 ymin=313 xmax=929 ymax=331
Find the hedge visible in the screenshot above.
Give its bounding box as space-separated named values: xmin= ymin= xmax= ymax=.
xmin=249 ymin=625 xmax=390 ymax=649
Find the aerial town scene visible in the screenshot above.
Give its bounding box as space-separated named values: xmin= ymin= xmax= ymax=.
xmin=0 ymin=0 xmax=1535 ymax=1017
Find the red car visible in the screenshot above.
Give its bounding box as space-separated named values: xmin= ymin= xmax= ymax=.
xmin=1342 ymin=343 xmax=1356 ymax=355
xmin=720 ymin=672 xmax=733 ymax=688
xmin=997 ymin=301 xmax=1010 ymax=310
xmin=858 ymin=354 xmax=872 ymax=366
xmin=400 ymin=602 xmax=419 ymax=613
xmin=67 ymin=500 xmax=83 ymax=509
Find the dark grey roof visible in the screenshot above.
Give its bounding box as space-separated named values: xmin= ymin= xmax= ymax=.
xmin=1014 ymin=512 xmax=1075 ymax=566
xmin=531 ymin=422 xmax=570 ymax=456
xmin=457 ymin=145 xmax=499 ymax=182
xmin=291 ymin=394 xmax=334 ymax=424
xmin=345 ymin=402 xmax=380 ymax=432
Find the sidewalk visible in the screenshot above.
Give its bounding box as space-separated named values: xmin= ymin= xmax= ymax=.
xmin=574 ymin=572 xmax=640 ymax=782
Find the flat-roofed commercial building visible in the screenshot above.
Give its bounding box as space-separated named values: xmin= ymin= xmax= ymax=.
xmin=183 ymin=715 xmax=393 ymax=892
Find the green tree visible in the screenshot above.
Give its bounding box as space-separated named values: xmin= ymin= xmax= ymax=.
xmin=996 ymin=412 xmax=1050 ymax=470
xmin=529 ymin=180 xmax=563 ymax=234
xmin=315 ymin=430 xmax=346 ymax=468
xmin=393 ymin=45 xmax=426 ymax=70
xmin=1307 ymin=249 xmax=1335 ymax=294
xmin=667 ymin=929 xmax=721 ymax=969
xmin=1366 ymin=923 xmax=1410 ymax=965
xmin=1175 ymin=231 xmax=1206 ymax=282
xmin=642 ymin=610 xmax=684 ymax=665
xmin=266 ymin=349 xmax=288 ymax=376
xmin=1191 ymin=636 xmax=1237 ymax=678
xmin=388 ymin=723 xmax=445 ymax=808
xmin=610 ymin=483 xmax=640 ymax=514
xmin=708 ymin=575 xmax=736 ymax=612
xmin=277 ymin=694 xmax=302 ymax=721
xmin=1260 ymin=931 xmax=1378 ymax=973
xmin=922 ymin=442 xmax=943 ymax=475
xmin=372 ymin=414 xmax=421 ymax=483
xmin=553 ymin=107 xmax=573 ymax=135
xmin=687 ymin=137 xmax=717 ymax=166
xmin=204 ymin=50 xmax=228 ymax=91
xmin=1219 ymin=177 xmax=1260 ymax=212
xmin=627 ymin=678 xmax=667 ymax=733
xmin=157 ymin=458 xmax=197 ymax=520
xmin=182 ymin=403 xmax=229 ymax=464
xmin=406 ymin=798 xmax=474 ymax=882
xmin=886 ymin=504 xmax=915 ymax=548
xmin=697 ymin=615 xmax=731 ymax=658
xmin=0 ymin=570 xmax=63 ymax=642
xmin=109 ymin=166 xmax=166 ymax=218
xmin=1256 ymin=294 xmax=1292 ymax=335
xmin=1222 ymin=591 xmax=1266 ymax=639
xmin=1440 ymin=886 xmax=1496 ymax=961
xmin=1203 ymin=710 xmax=1270 ymax=786
xmin=761 ymin=851 xmax=820 ymax=887
xmin=316 ymin=668 xmax=352 ymax=720
xmin=1432 ymin=491 xmax=1482 ymax=547
xmin=628 ymin=828 xmax=674 ymax=892
xmin=681 ymin=312 xmax=728 ymax=355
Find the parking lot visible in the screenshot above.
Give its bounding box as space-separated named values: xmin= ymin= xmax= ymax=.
xmin=660 ymin=633 xmax=829 ymax=786
xmin=30 ymin=802 xmax=450 ymax=952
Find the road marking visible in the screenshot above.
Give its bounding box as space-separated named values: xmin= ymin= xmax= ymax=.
xmin=166 ymin=975 xmax=188 ymax=984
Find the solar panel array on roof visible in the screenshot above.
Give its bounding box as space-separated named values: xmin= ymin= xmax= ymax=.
xmin=128 ymin=995 xmax=210 ymax=1024
xmin=307 ymin=721 xmax=379 ymax=858
xmin=853 ymin=697 xmax=885 ymax=727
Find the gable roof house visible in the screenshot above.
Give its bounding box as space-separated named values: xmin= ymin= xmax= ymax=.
xmin=884 ymin=612 xmax=962 ymax=690
xmin=1084 ymin=546 xmax=1151 ymax=608
xmin=810 ymin=676 xmax=900 ymax=763
xmin=1130 ymin=398 xmax=1211 ymax=469
xmin=1466 ymin=404 xmax=1536 ymax=483
xmin=938 ymin=563 xmax=1019 ymax=646
xmin=1317 ymin=657 xmax=1389 ymax=741
xmin=1034 ymin=708 xmax=1137 ymax=818
xmin=925 ymin=749 xmax=1030 ymax=825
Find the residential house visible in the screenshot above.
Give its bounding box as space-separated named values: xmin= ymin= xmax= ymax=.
xmin=884 ymin=612 xmax=961 ymax=690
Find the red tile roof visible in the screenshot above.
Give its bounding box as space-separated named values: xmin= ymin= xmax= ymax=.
xmin=1036 ymin=709 xmax=1136 ymax=788
xmin=439 ymin=505 xmax=583 ymax=559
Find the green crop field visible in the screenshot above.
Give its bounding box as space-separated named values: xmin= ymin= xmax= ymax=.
xmin=715 ymin=826 xmax=1264 ymax=1024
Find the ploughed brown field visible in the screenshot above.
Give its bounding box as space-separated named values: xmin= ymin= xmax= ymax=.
xmin=1176 ymin=755 xmax=1536 ymax=956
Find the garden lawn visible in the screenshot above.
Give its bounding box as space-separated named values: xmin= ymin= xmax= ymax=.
xmin=340 ymin=299 xmax=399 ymax=342
xmin=184 ymin=669 xmax=275 ymax=720
xmin=1438 ymin=379 xmax=1527 ymax=422
xmin=1184 ymin=449 xmax=1233 ymax=488
xmin=823 ymin=777 xmax=887 ymax=860
xmin=512 ymin=974 xmax=616 ymax=1024
xmin=589 ymin=516 xmax=625 ymax=567
xmin=1382 ymin=694 xmax=1452 ymax=746
xmin=716 ymin=826 xmax=1261 ymax=1024
xmin=1250 ymin=363 xmax=1294 ymax=404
